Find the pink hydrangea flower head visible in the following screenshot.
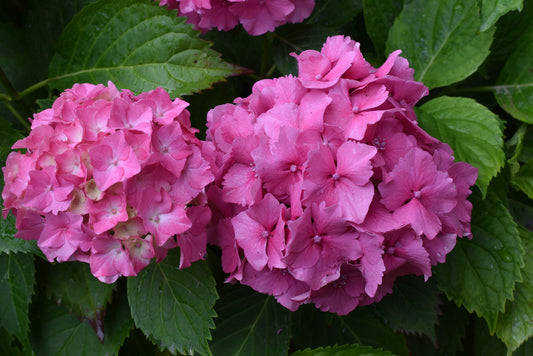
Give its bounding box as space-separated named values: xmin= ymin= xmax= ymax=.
xmin=206 ymin=35 xmax=476 ymax=315
xmin=158 ymin=0 xmax=315 ymax=35
xmin=2 ymin=82 xmax=213 ymax=283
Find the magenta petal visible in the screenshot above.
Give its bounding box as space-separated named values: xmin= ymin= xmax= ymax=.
xmin=232 ymin=211 xmax=269 ymax=271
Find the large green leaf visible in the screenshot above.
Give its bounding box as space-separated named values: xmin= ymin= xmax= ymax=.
xmin=291 ymin=305 xmax=409 ymax=356
xmin=418 ymin=96 xmax=505 ymax=196
xmin=418 ymin=96 xmax=504 ymax=185
xmin=386 ymin=0 xmax=494 ymax=89
xmin=0 ymin=253 xmax=35 ymax=348
xmin=363 ymin=0 xmax=404 ymax=57
xmin=495 ymin=226 xmax=533 ymax=353
xmin=48 ymin=0 xmax=239 ymax=97
xmin=370 ymin=276 xmax=440 ymax=341
xmin=494 ymin=33 xmax=533 ymax=123
xmin=435 ymin=191 xmax=524 ymax=334
xmin=127 ymin=255 xmax=218 ymax=356
xmin=42 ymin=262 xmax=115 ymax=320
xmin=210 ymin=284 xmax=291 ymax=356
xmin=30 ymin=291 xmax=132 ymax=356
xmin=291 ymin=344 xmax=393 ymax=356
xmin=479 ymin=0 xmax=523 ymax=31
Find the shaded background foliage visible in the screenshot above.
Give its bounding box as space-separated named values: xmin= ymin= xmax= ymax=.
xmin=1 ymin=0 xmax=533 ymax=355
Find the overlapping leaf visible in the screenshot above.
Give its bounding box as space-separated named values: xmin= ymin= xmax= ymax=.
xmin=479 ymin=0 xmax=523 ymax=31
xmin=495 ymin=32 xmax=533 ymax=123
xmin=0 ymin=253 xmax=35 ymax=348
xmin=387 ymin=0 xmax=494 ymax=89
xmin=512 ymin=159 xmax=533 ymax=200
xmin=363 ymin=0 xmax=404 ymax=56
xmin=127 ymin=255 xmax=218 ymax=356
xmin=370 ymin=276 xmax=440 ymax=341
xmin=48 ymin=0 xmax=240 ymax=97
xmin=418 ymin=96 xmax=505 ymax=196
xmin=495 ymin=226 xmax=533 ymax=354
xmin=42 ymin=262 xmax=115 ymax=320
xmin=30 ymin=292 xmax=132 ymax=356
xmin=291 ymin=305 xmax=409 ymax=356
xmin=291 ymin=344 xmax=393 ymax=356
xmin=435 ymin=191 xmax=524 ymax=334
xmin=210 ymin=284 xmax=291 ymax=356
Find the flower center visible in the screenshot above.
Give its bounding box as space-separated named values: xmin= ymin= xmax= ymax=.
xmin=372 ymin=136 xmax=386 ymax=150
xmin=289 ymin=164 xmax=298 ymax=173
xmin=261 ymin=230 xmax=270 ymax=239
xmin=413 ymin=190 xmax=422 ymax=199
xmin=313 ymin=235 xmax=322 ymax=244
xmin=331 ymin=172 xmax=340 ymax=181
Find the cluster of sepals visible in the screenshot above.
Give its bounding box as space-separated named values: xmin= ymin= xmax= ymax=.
xmin=159 ymin=0 xmax=315 ymax=36
xmin=1 ymin=83 xmax=214 ymax=283
xmin=205 ymin=35 xmax=478 ymax=314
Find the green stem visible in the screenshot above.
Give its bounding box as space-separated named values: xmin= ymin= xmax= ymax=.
xmin=18 ymin=78 xmax=54 ymax=99
xmin=4 ymin=101 xmax=31 ymax=131
xmin=0 ymin=67 xmax=19 ymax=101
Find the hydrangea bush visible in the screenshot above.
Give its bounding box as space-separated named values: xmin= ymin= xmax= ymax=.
xmin=1 ymin=0 xmax=533 ymax=355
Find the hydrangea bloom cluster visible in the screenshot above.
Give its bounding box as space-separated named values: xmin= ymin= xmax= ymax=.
xmin=2 ymin=82 xmax=214 ymax=283
xmin=159 ymin=0 xmax=315 ymax=35
xmin=206 ymin=35 xmax=477 ymax=315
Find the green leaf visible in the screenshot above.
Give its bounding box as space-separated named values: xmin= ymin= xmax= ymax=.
xmin=494 ymin=33 xmax=533 ymax=123
xmin=0 ymin=327 xmax=25 ymax=356
xmin=291 ymin=344 xmax=393 ymax=356
xmin=479 ymin=0 xmax=523 ymax=31
xmin=0 ymin=213 xmax=39 ymax=255
xmin=370 ymin=276 xmax=440 ymax=341
xmin=404 ymin=301 xmax=469 ymax=356
xmin=42 ymin=262 xmax=115 ymax=320
xmin=210 ymin=284 xmax=291 ymax=356
xmin=291 ymin=305 xmax=409 ymax=356
xmin=435 ymin=191 xmax=524 ymax=334
xmin=508 ymin=198 xmax=533 ymax=231
xmin=363 ymin=0 xmax=404 ymax=57
xmin=495 ymin=226 xmax=533 ymax=353
xmin=472 ymin=317 xmax=507 ymax=356
xmin=417 ymin=96 xmax=504 ymax=196
xmin=48 ymin=0 xmax=239 ymax=97
xmin=307 ymin=0 xmax=363 ymax=28
xmin=512 ymin=159 xmax=533 ymax=200
xmin=386 ymin=0 xmax=494 ymax=89
xmin=30 ymin=292 xmax=132 ymax=356
xmin=127 ymin=255 xmax=218 ymax=356
xmin=0 ymin=253 xmax=35 ymax=348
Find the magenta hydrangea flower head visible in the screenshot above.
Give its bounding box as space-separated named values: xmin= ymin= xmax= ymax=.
xmin=206 ymin=35 xmax=477 ymax=315
xmin=2 ymin=82 xmax=214 ymax=283
xmin=158 ymin=0 xmax=315 ymax=36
